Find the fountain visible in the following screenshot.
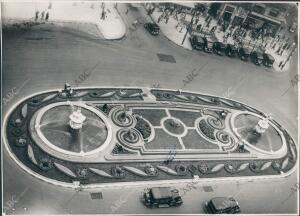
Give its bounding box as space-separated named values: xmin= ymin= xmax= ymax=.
xmin=255 ymin=116 xmax=270 ymax=134
xmin=69 ymin=107 xmax=86 ymax=130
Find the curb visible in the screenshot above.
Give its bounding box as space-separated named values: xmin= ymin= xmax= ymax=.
xmin=2 ymin=86 xmax=298 ymax=190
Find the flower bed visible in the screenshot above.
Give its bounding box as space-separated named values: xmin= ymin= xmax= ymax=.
xmin=198 ymin=119 xmax=216 ymax=140
xmin=134 ymin=116 xmax=152 ymax=139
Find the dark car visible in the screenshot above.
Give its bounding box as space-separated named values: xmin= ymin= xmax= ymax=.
xmin=144 ymin=23 xmax=160 ymax=35
xmin=250 ymin=51 xmax=264 ymax=65
xmin=213 ymin=42 xmax=226 ymax=55
xmin=190 ymin=35 xmax=205 ymax=50
xmin=238 ymin=47 xmax=251 ymax=61
xmin=225 ymin=44 xmax=237 ymax=57
xmin=263 ymin=53 xmax=275 ymax=67
xmin=203 ymin=37 xmax=215 ymax=53
xmin=205 ymin=197 xmax=241 ymax=214
xmin=142 ymin=187 xmax=183 ymax=208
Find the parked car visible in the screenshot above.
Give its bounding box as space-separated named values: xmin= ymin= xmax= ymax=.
xmin=250 ymin=51 xmax=264 ymax=65
xmin=142 ymin=187 xmax=183 ymax=208
xmin=144 ymin=23 xmax=160 ymax=35
xmin=263 ymin=53 xmax=275 ymax=67
xmin=205 ymin=197 xmax=241 ymax=214
xmin=190 ymin=35 xmax=205 ymax=50
xmin=238 ymin=47 xmax=251 ymax=61
xmin=203 ymin=37 xmax=215 ymax=53
xmin=213 ymin=42 xmax=226 ymax=55
xmin=225 ymin=44 xmax=237 ymax=57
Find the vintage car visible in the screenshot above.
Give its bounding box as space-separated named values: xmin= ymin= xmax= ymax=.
xmin=144 ymin=22 xmax=160 ymax=35
xmin=203 ymin=37 xmax=215 ymax=53
xmin=142 ymin=187 xmax=183 ymax=208
xmin=250 ymin=50 xmax=264 ymax=65
xmin=225 ymin=44 xmax=237 ymax=57
xmin=190 ymin=35 xmax=206 ymax=50
xmin=263 ymin=53 xmax=275 ymax=67
xmin=213 ymin=41 xmax=226 ymax=55
xmin=238 ymin=47 xmax=251 ymax=61
xmin=205 ymin=197 xmax=241 ymax=214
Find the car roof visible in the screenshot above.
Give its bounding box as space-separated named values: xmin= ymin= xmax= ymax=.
xmin=194 ymin=36 xmax=205 ymax=43
xmin=242 ymin=47 xmax=251 ymax=53
xmin=151 ymin=187 xmax=172 ymax=199
xmin=149 ymin=23 xmax=159 ymax=28
xmin=206 ymin=37 xmax=215 ymax=42
xmin=210 ymin=197 xmax=238 ymax=210
xmin=264 ymin=53 xmax=275 ymax=61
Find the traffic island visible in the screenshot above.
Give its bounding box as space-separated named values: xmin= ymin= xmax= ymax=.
xmin=3 ymin=86 xmax=297 ymax=188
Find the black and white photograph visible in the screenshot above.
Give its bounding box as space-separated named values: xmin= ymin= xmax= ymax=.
xmin=1 ymin=0 xmax=299 ymax=215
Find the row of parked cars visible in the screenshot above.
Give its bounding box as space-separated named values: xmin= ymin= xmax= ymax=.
xmin=141 ymin=187 xmax=241 ymax=214
xmin=190 ymin=35 xmax=275 ymax=67
xmin=143 ymin=22 xmax=275 ymax=68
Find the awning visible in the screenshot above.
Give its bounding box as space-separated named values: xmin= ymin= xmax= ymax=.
xmin=249 ymin=12 xmax=282 ymax=25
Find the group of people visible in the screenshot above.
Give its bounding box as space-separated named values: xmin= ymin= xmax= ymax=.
xmin=35 ymin=10 xmax=50 ymax=21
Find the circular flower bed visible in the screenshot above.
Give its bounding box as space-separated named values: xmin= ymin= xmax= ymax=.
xmin=76 ymin=168 xmax=88 ymax=179
xmin=111 ymin=166 xmax=125 ymax=178
xmin=11 ymin=118 xmax=23 ymax=127
xmin=224 ymin=163 xmax=237 ymax=174
xmin=175 ymin=164 xmax=187 ymax=176
xmin=144 ymin=164 xmax=158 ymax=176
xmin=188 ymin=164 xmax=198 ymax=174
xmin=207 ymin=116 xmax=225 ymax=130
xmin=198 ymin=163 xmax=209 ymax=174
xmin=111 ymin=108 xmax=136 ymax=127
xmin=249 ymin=161 xmax=261 ymax=173
xmin=29 ymin=98 xmax=42 ymax=106
xmin=38 ymin=158 xmax=53 ymax=171
xmin=271 ymin=161 xmax=282 ymax=173
xmin=14 ymin=137 xmax=27 ymax=147
xmin=163 ymin=118 xmax=185 ymax=135
xmin=163 ymin=93 xmax=174 ymax=99
xmin=123 ymin=129 xmax=139 ymax=143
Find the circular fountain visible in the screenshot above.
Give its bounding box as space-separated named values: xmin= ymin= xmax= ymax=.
xmin=29 ymin=101 xmax=112 ymax=159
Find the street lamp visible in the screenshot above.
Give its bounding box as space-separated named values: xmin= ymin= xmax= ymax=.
xmin=181 ymin=8 xmax=197 ymax=45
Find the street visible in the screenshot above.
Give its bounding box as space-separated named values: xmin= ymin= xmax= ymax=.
xmin=2 ymin=4 xmax=298 ymax=214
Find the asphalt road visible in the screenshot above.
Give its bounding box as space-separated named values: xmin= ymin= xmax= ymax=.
xmin=2 ymin=6 xmax=298 ymax=215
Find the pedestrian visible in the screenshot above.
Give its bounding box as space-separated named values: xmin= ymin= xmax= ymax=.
xmin=165 ymin=15 xmax=169 ymax=24
xmin=35 ymin=11 xmax=39 ymax=21
xmin=157 ymin=14 xmax=163 ymax=23
xmin=101 ymin=11 xmax=106 ymax=20
xmin=41 ymin=11 xmax=45 ymax=20
xmin=45 ymin=11 xmax=49 ymax=21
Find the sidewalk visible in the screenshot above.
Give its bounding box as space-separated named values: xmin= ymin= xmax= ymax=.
xmin=147 ymin=4 xmax=294 ymax=73
xmin=2 ymin=2 xmax=126 ymax=40
xmin=149 ymin=7 xmax=193 ymax=50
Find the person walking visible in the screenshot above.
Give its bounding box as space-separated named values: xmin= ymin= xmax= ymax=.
xmin=41 ymin=11 xmax=45 ymax=20
xmin=45 ymin=11 xmax=49 ymax=21
xmin=35 ymin=11 xmax=39 ymax=21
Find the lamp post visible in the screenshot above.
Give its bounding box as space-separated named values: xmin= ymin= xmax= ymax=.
xmin=181 ymin=8 xmax=197 ymax=45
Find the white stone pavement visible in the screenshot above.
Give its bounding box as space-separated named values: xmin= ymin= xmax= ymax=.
xmin=2 ymin=2 xmax=126 ymax=40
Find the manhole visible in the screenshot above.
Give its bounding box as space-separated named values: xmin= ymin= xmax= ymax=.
xmin=90 ymin=192 xmax=103 ymax=200
xmin=203 ymin=186 xmax=213 ymax=192
xmin=157 ymin=53 xmax=176 ymax=63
